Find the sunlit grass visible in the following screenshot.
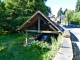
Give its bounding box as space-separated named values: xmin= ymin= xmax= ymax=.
xmin=50 ymin=34 xmax=62 ymax=59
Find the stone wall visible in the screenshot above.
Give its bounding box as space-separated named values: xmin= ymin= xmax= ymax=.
xmin=54 ymin=30 xmax=73 ymax=60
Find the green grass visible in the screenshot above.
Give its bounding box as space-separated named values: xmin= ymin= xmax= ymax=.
xmin=50 ymin=34 xmax=62 ymax=58
xmin=0 ymin=33 xmax=26 ymax=60
xmin=0 ymin=33 xmax=62 ymax=60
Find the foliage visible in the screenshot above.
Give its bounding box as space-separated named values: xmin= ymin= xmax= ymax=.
xmin=65 ymin=9 xmax=80 ymax=25
xmin=47 ymin=6 xmax=51 ymax=13
xmin=63 ymin=8 xmax=68 ymax=15
xmin=57 ymin=7 xmax=63 ymax=17
xmin=69 ymin=0 xmax=80 ymax=25
xmin=75 ymin=0 xmax=80 ymax=12
xmin=65 ymin=10 xmax=74 ymax=24
xmin=0 ymin=33 xmax=62 ymax=60
xmin=71 ymin=12 xmax=80 ymax=25
xmin=0 ymin=0 xmax=50 ymax=33
xmin=0 ymin=1 xmax=9 ymax=34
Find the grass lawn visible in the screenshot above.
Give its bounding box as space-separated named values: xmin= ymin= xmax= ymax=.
xmin=0 ymin=33 xmax=62 ymax=60
xmin=0 ymin=33 xmax=26 ymax=60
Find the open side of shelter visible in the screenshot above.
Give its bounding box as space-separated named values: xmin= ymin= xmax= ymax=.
xmin=17 ymin=11 xmax=63 ymax=44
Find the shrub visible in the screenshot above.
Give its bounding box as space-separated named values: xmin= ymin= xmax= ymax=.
xmin=71 ymin=12 xmax=80 ymax=25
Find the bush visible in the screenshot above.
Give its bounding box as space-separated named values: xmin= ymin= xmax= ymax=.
xmin=71 ymin=12 xmax=80 ymax=25
xmin=71 ymin=21 xmax=79 ymax=25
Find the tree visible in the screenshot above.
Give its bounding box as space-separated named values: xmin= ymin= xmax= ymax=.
xmin=71 ymin=12 xmax=80 ymax=25
xmin=47 ymin=6 xmax=51 ymax=13
xmin=0 ymin=1 xmax=9 ymax=33
xmin=3 ymin=0 xmax=50 ymax=32
xmin=75 ymin=0 xmax=80 ymax=12
xmin=63 ymin=8 xmax=68 ymax=15
xmin=65 ymin=10 xmax=74 ymax=25
xmin=57 ymin=8 xmax=63 ymax=17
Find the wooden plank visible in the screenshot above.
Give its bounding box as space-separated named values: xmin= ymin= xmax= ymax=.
xmin=26 ymin=30 xmax=58 ymax=34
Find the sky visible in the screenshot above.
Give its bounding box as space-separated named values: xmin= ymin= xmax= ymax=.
xmin=46 ymin=0 xmax=77 ymax=16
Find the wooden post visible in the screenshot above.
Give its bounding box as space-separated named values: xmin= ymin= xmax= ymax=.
xmin=24 ymin=30 xmax=28 ymax=46
xmin=38 ymin=16 xmax=40 ymax=32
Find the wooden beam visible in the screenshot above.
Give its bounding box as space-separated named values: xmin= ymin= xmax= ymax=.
xmin=38 ymin=16 xmax=40 ymax=32
xmin=21 ymin=31 xmax=26 ymax=36
xmin=26 ymin=30 xmax=58 ymax=34
xmin=49 ymin=24 xmax=57 ymax=31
